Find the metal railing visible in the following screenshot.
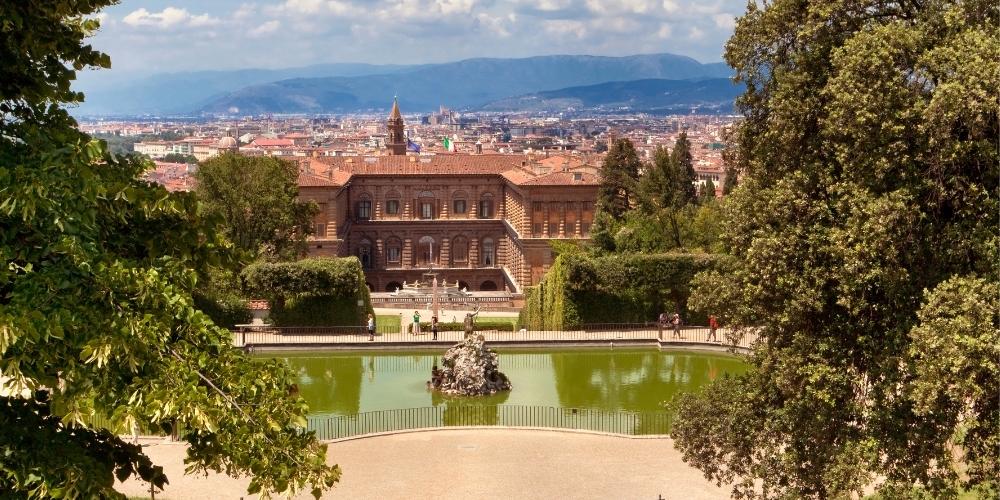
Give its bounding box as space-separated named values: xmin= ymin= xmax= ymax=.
xmin=307 ymin=405 xmax=670 ymax=440
xmin=233 ymin=324 xmax=756 ymax=350
xmin=81 ymin=405 xmax=670 ymax=440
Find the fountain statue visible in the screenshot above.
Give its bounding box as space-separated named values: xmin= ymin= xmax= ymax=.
xmin=430 ymin=335 xmax=511 ymax=396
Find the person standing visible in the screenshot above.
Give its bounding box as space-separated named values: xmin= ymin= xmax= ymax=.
xmin=367 ymin=313 xmax=375 ymax=341
xmin=708 ymin=315 xmax=719 ymax=342
xmin=412 ymin=310 xmax=421 ymax=335
xmin=431 ymin=316 xmax=438 ymax=340
xmin=672 ymin=313 xmax=682 ymax=339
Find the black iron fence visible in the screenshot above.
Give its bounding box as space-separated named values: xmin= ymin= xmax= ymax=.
xmin=307 ymin=405 xmax=671 ymax=440
xmin=232 ymin=323 xmax=755 ymax=350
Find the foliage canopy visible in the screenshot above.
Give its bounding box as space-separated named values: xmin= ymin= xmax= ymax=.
xmin=1 ymin=2 xmax=339 ymax=497
xmin=673 ymin=0 xmax=999 ymax=498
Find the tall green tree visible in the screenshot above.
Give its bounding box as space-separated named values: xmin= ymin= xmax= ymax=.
xmin=699 ymin=179 xmax=716 ymax=204
xmin=670 ymin=131 xmax=697 ymax=205
xmin=195 ymin=153 xmax=318 ymax=261
xmin=674 ymin=1 xmax=999 ymax=498
xmin=596 ymin=138 xmax=641 ymax=220
xmin=0 ymin=2 xmax=338 ymax=497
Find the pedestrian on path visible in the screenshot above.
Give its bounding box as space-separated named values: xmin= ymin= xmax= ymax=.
xmin=708 ymin=315 xmax=718 ymax=342
xmin=412 ymin=310 xmax=421 ymax=335
xmin=367 ymin=314 xmax=375 ymax=341
xmin=431 ymin=316 xmax=438 ymax=340
xmin=672 ymin=313 xmax=682 ymax=339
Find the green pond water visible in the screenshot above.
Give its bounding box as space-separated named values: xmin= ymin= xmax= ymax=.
xmin=261 ymin=348 xmax=747 ymax=418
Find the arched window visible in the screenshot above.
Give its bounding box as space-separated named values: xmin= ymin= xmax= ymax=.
xmin=418 ymin=191 xmax=435 ymax=220
xmin=452 ymin=190 xmax=468 ymax=216
xmin=385 ymin=281 xmax=403 ymax=293
xmin=417 ymin=236 xmax=436 ymax=266
xmin=385 ymin=237 xmax=401 ymax=266
xmin=358 ymin=238 xmax=373 ymax=269
xmin=457 ymin=280 xmax=470 ymax=292
xmin=481 ymin=237 xmax=495 ymax=267
xmin=480 ymin=280 xmax=498 ymax=291
xmin=356 ymin=194 xmax=372 ymax=221
xmin=451 ymin=236 xmax=469 ymax=265
xmin=478 ymin=193 xmax=494 ymax=219
xmin=385 ymin=190 xmax=401 ymax=216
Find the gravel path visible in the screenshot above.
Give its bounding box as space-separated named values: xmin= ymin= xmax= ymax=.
xmin=117 ymin=428 xmax=728 ymax=499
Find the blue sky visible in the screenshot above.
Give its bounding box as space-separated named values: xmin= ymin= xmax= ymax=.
xmin=87 ymin=0 xmax=746 ymax=73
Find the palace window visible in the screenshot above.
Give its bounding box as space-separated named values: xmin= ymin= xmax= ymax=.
xmin=314 ymin=223 xmax=326 ymax=238
xmin=481 ymin=238 xmax=495 ymax=267
xmin=386 ymin=199 xmax=400 ymax=215
xmin=478 ymin=193 xmax=494 ymax=219
xmin=356 ymin=199 xmax=372 ymax=220
xmin=451 ymin=237 xmax=469 ymax=264
xmin=453 ymin=199 xmax=467 ymax=214
xmin=386 ymin=238 xmax=401 ymax=264
xmin=420 ymin=202 xmax=434 ymax=219
xmin=358 ymin=239 xmax=372 ymax=269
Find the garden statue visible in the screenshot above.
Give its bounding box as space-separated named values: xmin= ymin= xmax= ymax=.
xmin=463 ymin=306 xmax=480 ymax=338
xmin=429 ymin=335 xmax=511 ymax=396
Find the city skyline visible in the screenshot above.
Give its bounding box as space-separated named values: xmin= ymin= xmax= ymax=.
xmin=83 ymin=0 xmax=744 ymax=75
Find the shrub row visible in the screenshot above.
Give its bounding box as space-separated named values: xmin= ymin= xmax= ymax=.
xmin=519 ymin=252 xmax=731 ymax=329
xmin=241 ymin=257 xmax=373 ymax=327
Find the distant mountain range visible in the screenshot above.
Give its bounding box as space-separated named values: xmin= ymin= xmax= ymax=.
xmin=480 ymin=78 xmax=742 ymax=114
xmin=71 ymin=53 xmax=734 ymax=116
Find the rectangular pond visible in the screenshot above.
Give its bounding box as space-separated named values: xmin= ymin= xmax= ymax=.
xmin=257 ymin=347 xmax=747 ymax=437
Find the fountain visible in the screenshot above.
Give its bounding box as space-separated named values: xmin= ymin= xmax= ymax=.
xmin=431 ymin=335 xmax=511 ymax=396
xmin=391 ymin=267 xmax=472 ymax=320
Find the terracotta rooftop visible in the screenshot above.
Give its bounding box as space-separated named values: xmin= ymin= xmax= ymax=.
xmin=314 ymin=154 xmax=528 ymax=176
xmin=252 ymin=138 xmax=295 ymax=147
xmin=300 ymin=154 xmax=600 ymax=189
xmin=516 ymin=170 xmax=600 ymax=186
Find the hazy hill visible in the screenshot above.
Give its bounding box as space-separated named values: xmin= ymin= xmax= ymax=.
xmin=73 ymin=63 xmax=417 ymax=116
xmin=480 ymin=78 xmax=741 ymax=113
xmin=197 ymin=53 xmax=732 ymax=115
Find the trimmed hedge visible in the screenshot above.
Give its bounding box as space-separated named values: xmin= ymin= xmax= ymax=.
xmin=193 ymin=290 xmax=252 ymax=329
xmin=241 ymin=257 xmax=373 ymax=327
xmin=518 ymin=252 xmax=732 ymax=329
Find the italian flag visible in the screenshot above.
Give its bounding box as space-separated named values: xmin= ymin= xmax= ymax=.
xmin=442 ymin=137 xmax=455 ymax=152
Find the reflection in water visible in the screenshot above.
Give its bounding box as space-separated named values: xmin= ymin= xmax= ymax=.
xmin=261 ymin=348 xmax=746 ymax=418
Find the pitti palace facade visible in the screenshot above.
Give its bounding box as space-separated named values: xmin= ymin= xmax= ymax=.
xmin=296 ymin=100 xmax=599 ymax=296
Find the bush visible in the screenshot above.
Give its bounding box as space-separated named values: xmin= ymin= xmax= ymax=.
xmin=193 ymin=291 xmax=252 ymax=329
xmin=518 ymin=252 xmax=732 ymax=329
xmin=241 ymin=257 xmax=373 ymax=326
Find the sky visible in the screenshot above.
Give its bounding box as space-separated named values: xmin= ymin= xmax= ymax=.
xmin=86 ymin=0 xmax=746 ymax=75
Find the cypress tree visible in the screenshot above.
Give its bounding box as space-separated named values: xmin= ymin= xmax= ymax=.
xmin=597 ymin=138 xmax=641 ymax=220
xmin=670 ymin=132 xmax=697 ymax=205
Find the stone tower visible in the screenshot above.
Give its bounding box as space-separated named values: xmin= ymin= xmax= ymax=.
xmin=386 ymin=97 xmax=406 ymax=155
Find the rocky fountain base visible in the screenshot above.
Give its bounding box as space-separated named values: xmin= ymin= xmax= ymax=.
xmin=431 ymin=335 xmax=511 ymax=396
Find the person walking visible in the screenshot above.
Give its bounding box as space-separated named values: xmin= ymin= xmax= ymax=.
xmin=671 ymin=313 xmax=682 ymax=339
xmin=367 ymin=313 xmax=375 ymax=341
xmin=412 ymin=310 xmax=421 ymax=335
xmin=708 ymin=315 xmax=719 ymax=342
xmin=431 ymin=316 xmax=438 ymax=340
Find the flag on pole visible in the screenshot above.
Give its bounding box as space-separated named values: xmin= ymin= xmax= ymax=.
xmin=442 ymin=137 xmax=452 ymax=152
xmin=407 ymin=138 xmax=421 ymax=153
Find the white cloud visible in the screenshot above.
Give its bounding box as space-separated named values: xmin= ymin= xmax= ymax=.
xmin=656 ymin=23 xmax=672 ymax=38
xmin=662 ymin=0 xmax=679 ymax=13
xmin=712 ymin=12 xmax=736 ymax=29
xmin=535 ymin=0 xmax=573 ymax=11
xmin=122 ymin=7 xmax=219 ymax=29
xmin=234 ymin=3 xmax=258 ymax=20
xmin=543 ymin=19 xmax=587 ymax=38
xmin=275 ymin=0 xmax=353 ymax=16
xmin=250 ymin=20 xmax=281 ymax=37
xmin=586 ymin=0 xmax=659 ymax=15
xmin=688 ymin=26 xmax=704 ymax=39
xmin=477 ymin=13 xmax=512 ymax=37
